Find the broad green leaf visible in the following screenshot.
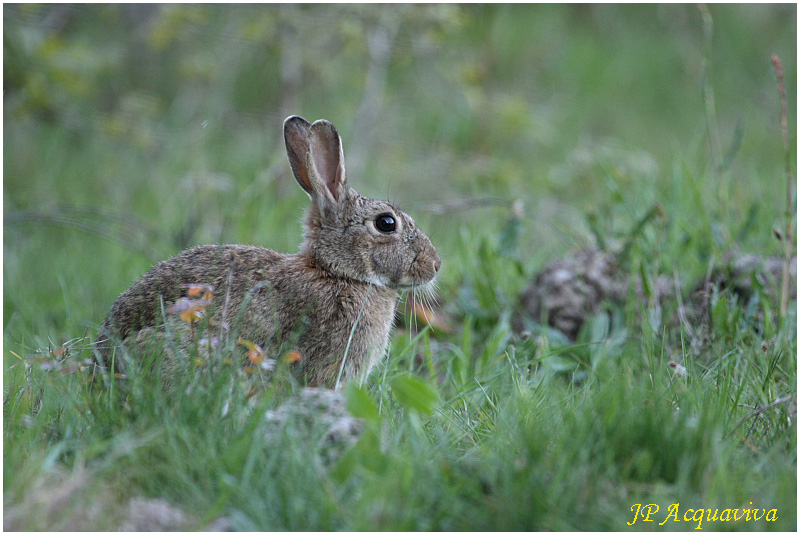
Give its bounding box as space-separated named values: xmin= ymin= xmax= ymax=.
xmin=391 ymin=374 xmax=440 ymax=415
xmin=344 ymin=384 xmax=380 ymax=423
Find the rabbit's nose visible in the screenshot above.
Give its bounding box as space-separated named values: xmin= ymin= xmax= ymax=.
xmin=432 ymin=251 xmax=442 ymax=273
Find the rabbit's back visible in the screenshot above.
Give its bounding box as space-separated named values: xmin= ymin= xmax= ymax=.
xmin=100 ymin=244 xmax=284 ymax=348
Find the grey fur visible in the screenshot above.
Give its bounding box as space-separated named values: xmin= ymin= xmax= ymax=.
xmin=97 ymin=116 xmax=440 ymax=387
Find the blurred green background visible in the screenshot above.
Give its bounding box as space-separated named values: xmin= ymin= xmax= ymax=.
xmin=4 ymin=3 xmax=796 ymax=343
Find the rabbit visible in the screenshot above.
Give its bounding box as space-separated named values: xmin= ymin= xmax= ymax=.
xmin=96 ymin=116 xmax=441 ymax=388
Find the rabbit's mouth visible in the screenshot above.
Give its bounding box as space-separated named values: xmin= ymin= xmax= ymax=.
xmin=391 ymin=275 xmax=439 ymax=292
xmin=367 ymin=274 xmax=437 ymax=291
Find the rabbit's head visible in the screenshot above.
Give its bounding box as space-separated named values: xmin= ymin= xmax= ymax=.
xmin=284 ymin=116 xmax=440 ymax=290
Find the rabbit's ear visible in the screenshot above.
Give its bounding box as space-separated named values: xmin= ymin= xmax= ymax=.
xmin=284 ymin=115 xmax=314 ymax=195
xmin=308 ymin=119 xmax=348 ymax=206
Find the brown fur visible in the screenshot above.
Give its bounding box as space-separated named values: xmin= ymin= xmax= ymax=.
xmin=97 ymin=116 xmax=440 ymax=387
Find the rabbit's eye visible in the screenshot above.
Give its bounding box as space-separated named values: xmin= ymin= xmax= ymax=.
xmin=375 ymin=213 xmax=397 ymax=233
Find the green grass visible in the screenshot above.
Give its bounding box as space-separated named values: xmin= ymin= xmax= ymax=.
xmin=4 ymin=4 xmax=797 ymax=531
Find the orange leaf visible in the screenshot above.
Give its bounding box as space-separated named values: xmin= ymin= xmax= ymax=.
xmin=184 ymin=283 xmax=214 ymax=298
xmin=238 ymin=337 xmax=265 ymax=363
xmin=283 ymin=350 xmax=302 ymax=363
xmin=180 ymin=306 xmax=205 ymax=323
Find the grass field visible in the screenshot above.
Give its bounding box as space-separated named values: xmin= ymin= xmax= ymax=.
xmin=4 ymin=4 xmax=797 ymax=530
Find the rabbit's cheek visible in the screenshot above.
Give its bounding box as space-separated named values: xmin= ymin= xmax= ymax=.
xmin=371 ymin=249 xmax=404 ymax=286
